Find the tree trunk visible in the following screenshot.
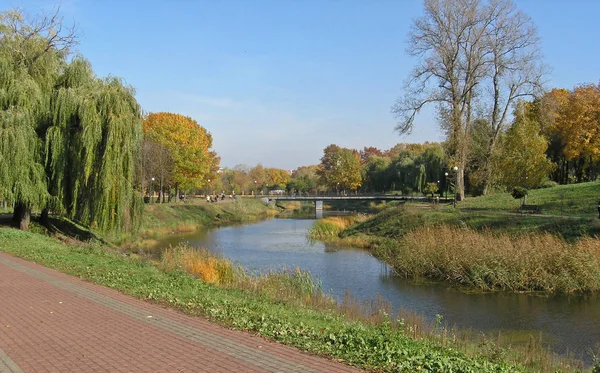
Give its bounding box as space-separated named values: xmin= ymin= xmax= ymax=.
xmin=40 ymin=208 xmax=49 ymax=226
xmin=13 ymin=202 xmax=31 ymax=230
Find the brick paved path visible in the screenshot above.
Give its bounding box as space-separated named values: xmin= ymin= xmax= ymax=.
xmin=0 ymin=252 xmax=364 ymax=373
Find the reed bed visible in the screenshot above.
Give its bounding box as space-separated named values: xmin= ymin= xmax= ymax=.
xmin=381 ymin=225 xmax=600 ymax=293
xmin=308 ymin=215 xmax=369 ymax=240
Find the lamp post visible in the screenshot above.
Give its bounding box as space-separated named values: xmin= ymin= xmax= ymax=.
xmin=444 ymin=172 xmax=448 ymax=200
xmin=452 ymin=166 xmax=458 ymax=207
xmin=150 ymin=177 xmax=155 ymax=203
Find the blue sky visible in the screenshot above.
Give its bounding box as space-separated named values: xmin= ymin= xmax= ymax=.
xmin=10 ymin=0 xmax=600 ymax=170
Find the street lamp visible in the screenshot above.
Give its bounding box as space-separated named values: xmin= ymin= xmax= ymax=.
xmin=452 ymin=166 xmax=458 ymax=207
xmin=444 ymin=172 xmax=448 ymax=200
xmin=151 ymin=177 xmax=155 ymax=203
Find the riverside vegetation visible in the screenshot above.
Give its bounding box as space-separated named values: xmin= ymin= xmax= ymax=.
xmin=309 ymin=181 xmax=600 ymax=294
xmin=2 ymin=225 xmax=595 ymax=373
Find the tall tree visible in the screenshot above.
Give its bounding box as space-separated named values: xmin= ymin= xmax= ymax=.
xmin=1 ymin=8 xmax=143 ymax=232
xmin=317 ymin=145 xmax=362 ymax=192
xmin=478 ymin=0 xmax=546 ymax=195
xmin=492 ymin=102 xmax=555 ymax=189
xmin=392 ymin=0 xmax=545 ymax=199
xmin=392 ymin=0 xmax=486 ymax=201
xmin=143 ymin=113 xmax=219 ymax=194
xmin=45 ymin=67 xmax=143 ymax=232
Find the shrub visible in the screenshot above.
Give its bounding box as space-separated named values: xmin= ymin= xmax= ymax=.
xmin=511 ymin=186 xmax=528 ymax=200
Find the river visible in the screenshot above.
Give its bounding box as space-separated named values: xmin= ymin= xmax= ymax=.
xmin=156 ymin=217 xmax=600 ymax=364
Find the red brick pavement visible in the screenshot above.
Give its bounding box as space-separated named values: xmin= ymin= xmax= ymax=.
xmin=0 ymin=252 xmax=365 ymax=373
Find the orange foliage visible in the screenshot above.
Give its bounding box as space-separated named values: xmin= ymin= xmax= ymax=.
xmin=143 ymin=113 xmax=219 ymax=189
xmin=545 ymin=85 xmax=600 ymax=162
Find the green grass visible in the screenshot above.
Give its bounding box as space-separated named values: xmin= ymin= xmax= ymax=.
xmin=460 ymin=181 xmax=600 ymax=217
xmin=1 ymin=226 xmax=584 ymax=373
xmin=342 ymin=204 xmax=600 ymax=241
xmin=110 ymin=198 xmax=278 ymax=247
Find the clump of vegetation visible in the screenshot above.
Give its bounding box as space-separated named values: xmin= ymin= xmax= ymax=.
xmin=308 ymin=215 xmax=368 ymax=240
xmin=160 ymin=244 xmax=327 ymax=305
xmin=377 ymin=225 xmax=600 ymax=293
xmin=511 ymin=186 xmax=528 ymax=201
xmin=161 ymin=245 xmax=239 ymax=285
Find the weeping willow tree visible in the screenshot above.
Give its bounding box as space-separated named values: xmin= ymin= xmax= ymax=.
xmin=0 ymin=9 xmax=143 ymax=232
xmin=45 ymin=60 xmax=143 ymax=232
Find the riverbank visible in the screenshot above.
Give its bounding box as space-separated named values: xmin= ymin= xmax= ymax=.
xmin=112 ymin=198 xmax=280 ymax=250
xmin=309 ymin=182 xmax=600 ymax=294
xmin=1 ymin=226 xmax=587 ymax=373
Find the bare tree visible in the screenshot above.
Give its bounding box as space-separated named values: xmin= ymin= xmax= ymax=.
xmin=139 ymin=137 xmax=174 ymax=203
xmin=0 ymin=7 xmax=78 ymax=66
xmin=392 ymin=0 xmax=546 ymax=199
xmin=479 ymin=0 xmax=547 ymax=194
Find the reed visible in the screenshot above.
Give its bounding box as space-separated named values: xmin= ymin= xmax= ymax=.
xmin=379 ymin=225 xmax=600 ymax=293
xmin=160 ymin=244 xmax=330 ymax=305
xmin=308 ymin=215 xmax=369 ymax=240
xmin=160 ymin=245 xmax=239 ymax=285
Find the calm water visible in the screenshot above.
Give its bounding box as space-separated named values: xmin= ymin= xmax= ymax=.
xmin=157 ymin=218 xmax=600 ymax=363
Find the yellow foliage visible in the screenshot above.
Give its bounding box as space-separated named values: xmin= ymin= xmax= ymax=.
xmin=143 ymin=113 xmax=219 ymax=189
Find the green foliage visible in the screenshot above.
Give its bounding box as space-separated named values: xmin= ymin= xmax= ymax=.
xmin=511 ymin=187 xmax=528 ymax=200
xmin=423 ymin=182 xmax=439 ymax=196
xmin=492 ymin=102 xmax=556 ymax=190
xmin=0 ymin=9 xmax=143 ymax=232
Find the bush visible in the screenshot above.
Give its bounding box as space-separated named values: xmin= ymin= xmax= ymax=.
xmin=511 ymin=186 xmax=528 ymax=200
xmin=539 ymin=180 xmax=559 ymax=189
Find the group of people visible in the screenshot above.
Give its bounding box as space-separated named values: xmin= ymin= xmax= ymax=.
xmin=206 ymin=191 xmax=236 ymax=203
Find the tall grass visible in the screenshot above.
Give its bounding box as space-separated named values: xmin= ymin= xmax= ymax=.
xmin=160 ymin=245 xmax=329 ymax=304
xmin=308 ymin=215 xmax=369 ymax=240
xmin=379 ymin=225 xmax=600 ymax=293
xmin=161 ymin=246 xmax=239 ymax=285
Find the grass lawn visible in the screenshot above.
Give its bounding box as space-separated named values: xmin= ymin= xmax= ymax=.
xmin=459 ymin=181 xmax=600 ymax=217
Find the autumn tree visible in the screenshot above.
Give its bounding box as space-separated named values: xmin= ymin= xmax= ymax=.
xmin=544 ymin=84 xmax=600 ymax=182
xmin=317 ymin=145 xmax=362 ymax=192
xmin=143 ymin=113 xmax=219 ymax=195
xmin=265 ymin=168 xmax=291 ymax=189
xmin=392 ymin=0 xmax=545 ymax=199
xmin=359 ymin=146 xmax=384 ymax=164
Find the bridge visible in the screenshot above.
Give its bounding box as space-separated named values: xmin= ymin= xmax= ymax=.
xmin=262 ymin=195 xmax=449 ymax=211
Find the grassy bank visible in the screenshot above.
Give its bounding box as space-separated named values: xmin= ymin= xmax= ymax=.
xmin=114 ymin=198 xmax=279 ymax=248
xmin=1 ymin=227 xmax=589 ymax=373
xmin=375 ymin=225 xmax=600 ymax=293
xmin=310 ymin=182 xmax=600 ymax=294
xmin=459 ymin=180 xmax=600 ymax=217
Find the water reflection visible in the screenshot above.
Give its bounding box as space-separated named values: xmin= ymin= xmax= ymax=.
xmin=155 ymin=218 xmax=600 ymax=363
